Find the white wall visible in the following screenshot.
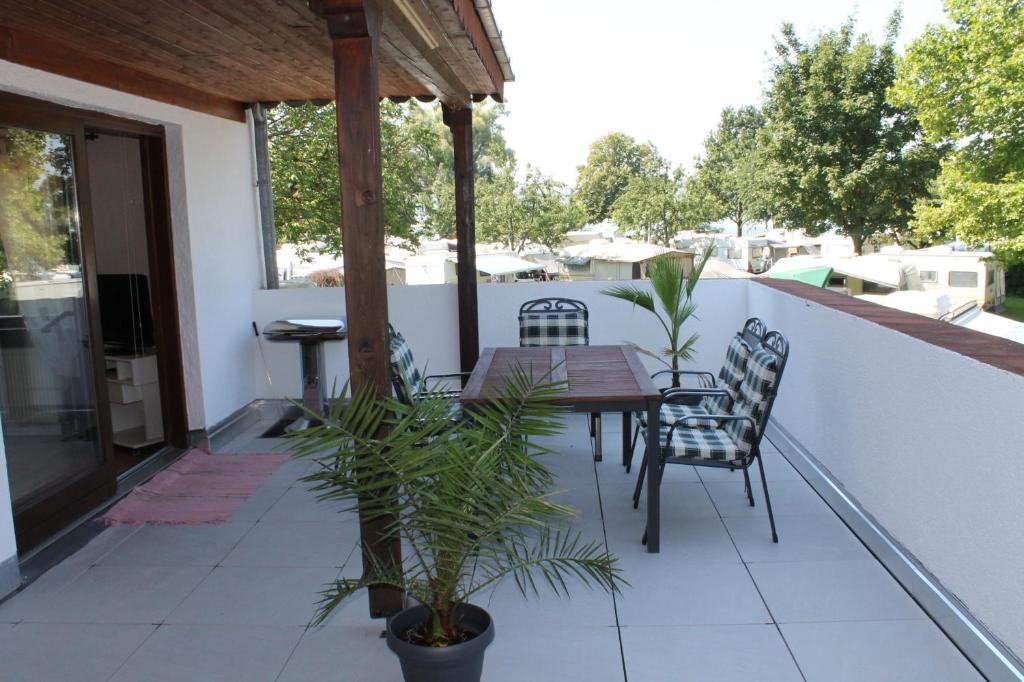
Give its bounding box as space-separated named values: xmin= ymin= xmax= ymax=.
xmin=251 ymin=280 xmax=748 ymax=400
xmin=749 ymin=281 xmax=1024 ymax=657
xmin=0 ymin=60 xmax=263 ymax=430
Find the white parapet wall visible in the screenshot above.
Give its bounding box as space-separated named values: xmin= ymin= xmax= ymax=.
xmin=749 ymin=280 xmax=1024 ymax=660
xmin=250 ymin=279 xmax=750 ymax=400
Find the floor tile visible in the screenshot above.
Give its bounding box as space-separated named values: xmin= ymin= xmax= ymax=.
xmin=723 ymin=513 xmax=870 ymax=563
xmin=109 ymin=624 xmax=303 ymax=682
xmin=704 ymin=478 xmax=832 ymax=518
xmin=221 ymin=521 xmax=359 ymax=568
xmin=486 ymin=624 xmax=624 ymax=682
xmin=601 ymin=481 xmax=720 ymax=521
xmin=749 ymin=559 xmax=925 ymax=623
xmin=621 ymin=623 xmax=803 ymax=681
xmin=0 ymin=622 xmax=154 ymax=682
xmin=277 ymin=623 xmax=403 ymax=682
xmin=228 ymin=484 xmax=291 ymax=522
xmin=615 ymin=558 xmax=770 ymax=627
xmin=24 ymin=565 xmax=210 ymax=624
xmin=781 ymin=620 xmax=984 ymax=681
xmin=97 ymin=522 xmax=253 ymax=567
xmin=165 ymin=565 xmax=337 ymax=626
xmin=604 ymin=517 xmax=742 ymax=564
xmin=479 ymin=580 xmax=618 ymax=629
xmin=260 ymin=486 xmax=353 ymax=523
xmin=696 ymin=449 xmax=801 ymax=482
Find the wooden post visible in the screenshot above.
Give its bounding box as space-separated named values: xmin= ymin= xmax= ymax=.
xmin=309 ymin=0 xmax=402 ymax=618
xmin=442 ymin=104 xmax=479 ymax=375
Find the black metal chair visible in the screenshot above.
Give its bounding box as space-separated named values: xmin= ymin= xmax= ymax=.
xmin=626 ymin=317 xmax=767 ymax=473
xmin=517 ymin=298 xmax=602 ymax=456
xmin=517 ymin=298 xmax=590 ymax=347
xmin=637 ymin=331 xmax=789 ymax=543
xmin=388 ymin=325 xmax=469 ymax=411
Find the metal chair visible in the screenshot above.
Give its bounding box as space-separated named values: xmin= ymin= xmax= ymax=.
xmin=518 ymin=298 xmax=590 ymax=347
xmin=517 ymin=298 xmax=602 ymax=457
xmin=388 ymin=325 xmax=469 ymax=412
xmin=637 ymin=331 xmax=789 ymax=543
xmin=626 ymin=317 xmax=767 ymax=473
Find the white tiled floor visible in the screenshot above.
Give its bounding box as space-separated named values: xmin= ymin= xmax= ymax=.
xmin=0 ymin=414 xmax=983 ymax=681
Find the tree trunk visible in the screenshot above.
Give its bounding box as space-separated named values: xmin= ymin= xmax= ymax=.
xmin=851 ymin=233 xmax=864 ymax=255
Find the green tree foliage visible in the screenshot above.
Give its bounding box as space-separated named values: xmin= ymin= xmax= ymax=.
xmin=573 ymin=133 xmax=665 ymax=224
xmin=891 ymin=0 xmax=1024 ymax=263
xmin=611 ymin=169 xmax=685 ymax=245
xmin=760 ymin=16 xmax=941 ymax=254
xmin=477 ymin=164 xmax=583 ymax=252
xmin=269 ymin=100 xmax=442 ymax=259
xmin=692 ymin=106 xmax=770 ymax=237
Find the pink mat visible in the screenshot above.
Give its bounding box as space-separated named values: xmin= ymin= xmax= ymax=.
xmin=103 ymin=449 xmax=292 ymax=525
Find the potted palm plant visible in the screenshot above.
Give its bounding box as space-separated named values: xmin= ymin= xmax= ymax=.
xmin=287 ymin=367 xmax=624 ymax=682
xmin=601 ymin=243 xmax=716 ymax=387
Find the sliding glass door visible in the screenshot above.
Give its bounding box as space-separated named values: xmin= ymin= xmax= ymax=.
xmin=0 ymin=121 xmax=113 ymax=546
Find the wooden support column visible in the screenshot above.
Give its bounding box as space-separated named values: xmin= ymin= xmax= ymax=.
xmin=309 ymin=0 xmax=402 ymax=618
xmin=442 ymin=104 xmax=479 ymax=375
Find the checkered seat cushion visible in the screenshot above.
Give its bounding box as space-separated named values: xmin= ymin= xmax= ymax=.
xmin=388 ymin=328 xmax=422 ymax=404
xmin=661 ymin=345 xmax=780 ymax=463
xmin=662 ymin=424 xmax=741 ymax=462
xmin=639 ymin=401 xmax=718 ymax=430
xmin=519 ymin=311 xmax=589 ymax=347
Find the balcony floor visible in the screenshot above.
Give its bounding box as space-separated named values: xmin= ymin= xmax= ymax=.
xmin=0 ymin=414 xmax=982 ymax=681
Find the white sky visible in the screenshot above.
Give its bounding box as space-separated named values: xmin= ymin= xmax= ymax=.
xmin=495 ymin=0 xmax=948 ymax=185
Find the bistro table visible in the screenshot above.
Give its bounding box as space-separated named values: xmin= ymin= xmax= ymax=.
xmin=461 ymin=345 xmax=664 ymax=553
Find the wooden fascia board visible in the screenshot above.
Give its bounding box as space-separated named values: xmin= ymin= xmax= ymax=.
xmin=451 ymin=0 xmax=504 ymax=98
xmin=0 ymin=25 xmax=246 ymax=122
xmin=380 ymin=1 xmax=471 ymax=105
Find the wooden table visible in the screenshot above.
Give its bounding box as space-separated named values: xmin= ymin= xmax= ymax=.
xmin=462 ymin=345 xmax=664 ymax=552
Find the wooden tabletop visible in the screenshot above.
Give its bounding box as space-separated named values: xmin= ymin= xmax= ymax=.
xmin=461 ymin=345 xmax=661 ymax=406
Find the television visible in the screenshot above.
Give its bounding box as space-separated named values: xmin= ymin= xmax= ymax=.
xmin=97 ymin=273 xmax=154 ymax=354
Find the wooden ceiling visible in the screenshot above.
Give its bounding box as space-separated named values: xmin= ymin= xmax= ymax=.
xmin=0 ymin=0 xmax=512 ymax=121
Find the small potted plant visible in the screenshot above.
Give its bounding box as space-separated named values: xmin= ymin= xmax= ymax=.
xmin=287 ymin=367 xmax=624 ymax=682
xmin=601 ymin=243 xmax=716 ymax=387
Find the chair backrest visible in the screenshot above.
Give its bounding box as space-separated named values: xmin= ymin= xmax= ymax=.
xmin=388 ymin=325 xmax=422 ymax=404
xmin=702 ymin=318 xmax=766 ymax=415
xmin=518 ymin=298 xmax=589 ymax=347
xmin=723 ymin=330 xmax=789 ymax=459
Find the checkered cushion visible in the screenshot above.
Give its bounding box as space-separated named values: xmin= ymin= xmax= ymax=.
xmin=519 ymin=311 xmax=589 ymax=347
xmin=388 ymin=329 xmax=422 ymax=404
xmin=723 ymin=347 xmax=779 ymax=458
xmin=701 ymin=334 xmax=751 ymax=415
xmin=662 ymin=424 xmax=740 ymax=462
xmin=640 ymin=402 xmax=718 ymax=430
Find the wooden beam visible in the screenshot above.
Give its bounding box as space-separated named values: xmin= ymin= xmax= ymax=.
xmin=442 ymin=103 xmax=479 ymax=375
xmin=378 ymin=2 xmax=471 ymax=104
xmin=0 ymin=25 xmax=246 ymax=121
xmin=309 ymin=0 xmax=403 ymax=619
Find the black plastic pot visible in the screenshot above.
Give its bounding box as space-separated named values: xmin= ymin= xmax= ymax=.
xmin=385 ymin=603 xmax=495 ymax=682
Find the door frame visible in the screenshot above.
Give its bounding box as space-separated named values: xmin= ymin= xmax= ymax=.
xmin=0 ymin=90 xmax=188 ymax=549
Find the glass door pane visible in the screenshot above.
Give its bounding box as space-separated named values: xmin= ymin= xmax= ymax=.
xmin=0 ymin=126 xmax=105 ymax=509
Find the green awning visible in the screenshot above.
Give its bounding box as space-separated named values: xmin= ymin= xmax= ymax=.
xmin=768 ymin=266 xmax=833 ymax=287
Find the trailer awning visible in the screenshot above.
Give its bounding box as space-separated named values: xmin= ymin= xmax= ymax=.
xmin=768 ymin=266 xmax=833 ymax=288
xmin=475 ymin=254 xmax=544 ymax=276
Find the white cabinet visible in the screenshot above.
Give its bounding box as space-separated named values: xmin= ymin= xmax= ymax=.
xmin=105 ymin=354 xmax=163 ymax=449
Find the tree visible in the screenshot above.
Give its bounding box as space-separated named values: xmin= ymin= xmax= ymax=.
xmin=268 ymin=101 xmax=516 ymax=256
xmin=573 ymin=133 xmax=665 ymax=224
xmin=692 ymin=106 xmax=769 ymax=237
xmin=611 ymin=169 xmax=686 ymax=245
xmin=269 ymin=100 xmax=442 ymax=258
xmin=891 ymin=0 xmax=1024 ymax=263
xmin=477 ymin=164 xmax=582 ymax=253
xmin=760 ymin=16 xmax=941 ymax=254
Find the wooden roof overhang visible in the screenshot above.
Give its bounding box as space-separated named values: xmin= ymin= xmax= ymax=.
xmin=0 ymin=0 xmax=513 ymax=122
